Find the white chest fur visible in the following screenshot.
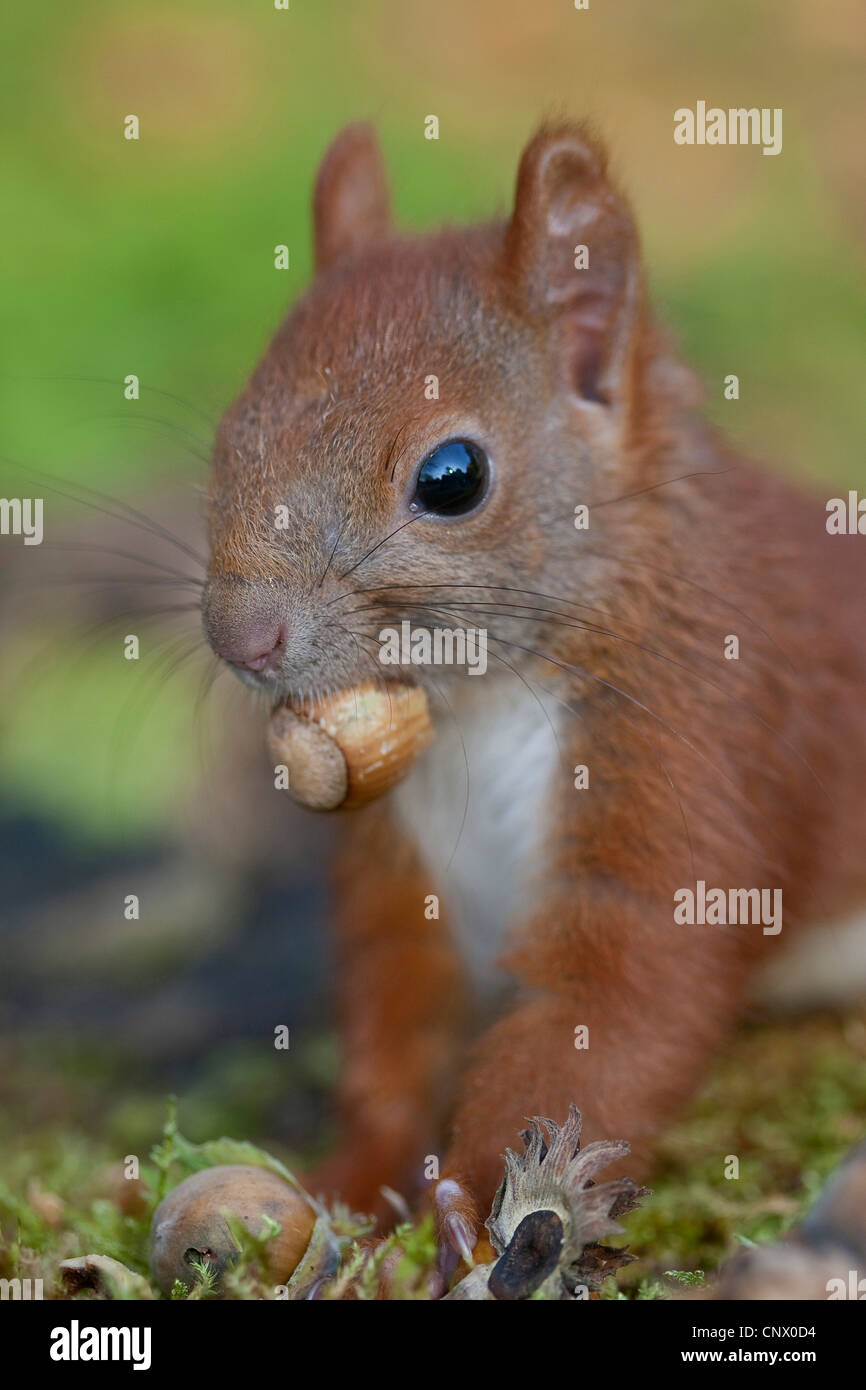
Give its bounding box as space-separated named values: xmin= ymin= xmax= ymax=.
xmin=393 ymin=676 xmax=562 ymax=994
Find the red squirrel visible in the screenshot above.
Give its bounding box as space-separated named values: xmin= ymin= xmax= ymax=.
xmin=202 ymin=121 xmax=866 ymax=1243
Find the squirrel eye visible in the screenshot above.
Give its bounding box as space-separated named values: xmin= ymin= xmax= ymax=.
xmin=410 ymin=439 xmax=489 ymax=516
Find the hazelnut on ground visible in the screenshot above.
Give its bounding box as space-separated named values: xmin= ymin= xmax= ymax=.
xmin=149 ymin=1164 xmax=317 ymax=1295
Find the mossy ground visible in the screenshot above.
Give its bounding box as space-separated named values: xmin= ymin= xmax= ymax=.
xmin=2 ymin=1005 xmax=864 ymax=1300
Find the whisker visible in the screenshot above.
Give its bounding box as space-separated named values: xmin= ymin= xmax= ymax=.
xmin=335 ymin=575 xmax=790 ymax=673
xmin=578 ymin=546 xmax=795 ymax=673
xmin=385 ymin=420 xmax=413 ymax=484
xmin=35 ymin=541 xmax=204 ymax=584
xmin=484 ymin=625 xmax=811 ymax=868
xmin=317 ymin=519 xmax=350 ymax=589
xmin=3 ymin=605 xmax=200 ymax=705
xmin=73 ymin=410 xmax=212 ymax=464
xmin=474 ymin=627 xmax=748 ymax=808
xmin=399 ymin=600 xmax=566 ymax=767
xmin=502 ymin=656 xmax=698 ymax=882
xmin=346 ymin=636 xmax=396 ymax=720
xmin=337 ymin=510 xmax=429 ymax=581
xmin=346 ymin=595 xmax=827 ymax=803
xmin=4 ymin=458 xmax=208 ymax=570
xmin=90 ymin=408 xmax=211 ymax=450
xmin=1 ymin=372 xmax=219 ymax=429
xmin=589 ymin=466 xmax=735 ymax=510
xmin=330 ymin=580 xmax=617 ymax=624
xmin=26 ymin=576 xmax=204 ymax=595
xmin=106 ymin=633 xmax=203 ymax=801
xmin=191 ymin=652 xmax=224 ymax=773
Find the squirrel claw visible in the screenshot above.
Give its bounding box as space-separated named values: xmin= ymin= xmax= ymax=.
xmin=429 ymin=1178 xmax=479 ymax=1295
xmin=444 ymin=1212 xmax=477 ymax=1265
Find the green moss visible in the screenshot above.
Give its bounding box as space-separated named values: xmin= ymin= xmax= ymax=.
xmin=2 ymin=1007 xmax=864 ymax=1299
xmin=611 ymin=1008 xmax=866 ymax=1295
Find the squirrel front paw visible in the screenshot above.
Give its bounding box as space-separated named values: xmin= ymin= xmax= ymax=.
xmin=427 ymin=1176 xmax=481 ymax=1297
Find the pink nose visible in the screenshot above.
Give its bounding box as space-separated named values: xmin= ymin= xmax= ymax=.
xmin=202 ymin=577 xmax=288 ymax=675
xmin=219 ymin=620 xmax=287 ymax=673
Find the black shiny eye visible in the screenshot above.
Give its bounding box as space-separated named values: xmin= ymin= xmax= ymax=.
xmin=410 ymin=439 xmax=489 ymax=517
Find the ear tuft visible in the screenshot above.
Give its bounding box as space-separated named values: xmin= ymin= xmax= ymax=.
xmin=505 ymin=122 xmax=640 ymax=404
xmin=313 ymin=123 xmax=391 ymax=273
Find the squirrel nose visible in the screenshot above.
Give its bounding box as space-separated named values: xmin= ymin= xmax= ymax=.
xmin=202 ymin=577 xmax=288 ymax=674
xmin=224 ymin=622 xmax=287 ymax=673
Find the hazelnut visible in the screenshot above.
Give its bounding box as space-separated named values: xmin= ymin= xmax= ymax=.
xmin=149 ymin=1164 xmax=317 ymax=1295
xmin=268 ymin=682 xmax=432 ymax=811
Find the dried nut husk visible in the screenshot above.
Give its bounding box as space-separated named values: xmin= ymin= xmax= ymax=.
xmin=446 ymin=1107 xmax=649 ymax=1300
xmin=268 ymin=682 xmax=432 ymax=811
xmin=149 ymin=1164 xmax=318 ymax=1295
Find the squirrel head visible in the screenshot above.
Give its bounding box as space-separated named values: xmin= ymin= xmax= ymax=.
xmin=203 ymin=121 xmax=662 ymax=701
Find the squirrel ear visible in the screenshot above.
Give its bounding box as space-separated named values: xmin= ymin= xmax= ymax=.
xmin=505 ymin=124 xmax=640 ymax=405
xmin=313 ymin=123 xmax=391 ymax=273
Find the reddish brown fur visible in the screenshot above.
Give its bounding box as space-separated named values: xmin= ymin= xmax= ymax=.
xmin=203 ymin=122 xmax=866 ymax=1229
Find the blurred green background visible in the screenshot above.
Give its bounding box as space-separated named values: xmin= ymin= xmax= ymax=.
xmin=0 ymin=0 xmax=865 ymax=1284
